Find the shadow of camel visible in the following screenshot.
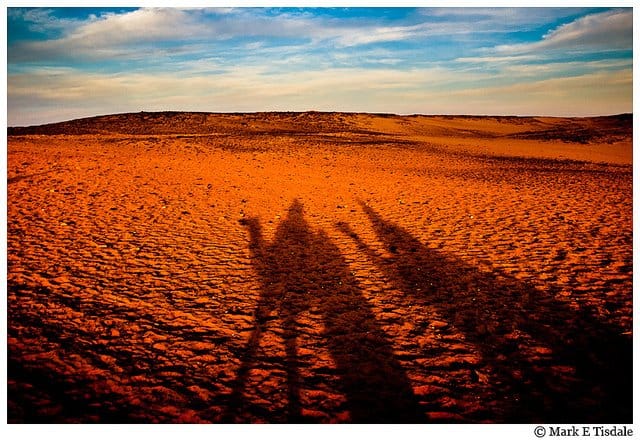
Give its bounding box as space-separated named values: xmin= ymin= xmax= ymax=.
xmin=225 ymin=199 xmax=424 ymax=423
xmin=335 ymin=201 xmax=631 ymax=423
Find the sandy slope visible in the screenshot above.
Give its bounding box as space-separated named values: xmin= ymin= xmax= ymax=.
xmin=7 ymin=112 xmax=632 ymax=423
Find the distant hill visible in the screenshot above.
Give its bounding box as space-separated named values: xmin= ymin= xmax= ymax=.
xmin=7 ymin=111 xmax=356 ymax=136
xmin=8 ymin=111 xmax=632 ymax=144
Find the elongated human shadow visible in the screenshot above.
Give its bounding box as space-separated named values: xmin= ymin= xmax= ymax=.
xmin=226 ymin=199 xmax=424 ymax=423
xmin=336 ymin=201 xmax=631 ymax=423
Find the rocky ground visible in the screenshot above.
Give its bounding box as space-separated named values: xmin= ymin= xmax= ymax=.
xmin=7 ymin=112 xmax=633 ymax=423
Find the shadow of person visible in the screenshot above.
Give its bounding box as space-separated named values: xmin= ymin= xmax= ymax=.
xmin=227 ymin=199 xmax=424 ymax=423
xmin=336 ymin=201 xmax=631 ymax=423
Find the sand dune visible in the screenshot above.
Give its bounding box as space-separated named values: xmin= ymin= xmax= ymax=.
xmin=7 ymin=112 xmax=632 ymax=423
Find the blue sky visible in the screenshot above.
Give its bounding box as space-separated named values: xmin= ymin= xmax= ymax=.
xmin=6 ymin=7 xmax=633 ymax=126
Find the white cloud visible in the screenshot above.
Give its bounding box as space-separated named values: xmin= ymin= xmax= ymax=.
xmin=425 ymin=7 xmax=585 ymax=26
xmin=9 ymin=8 xmax=85 ymax=33
xmin=498 ymin=59 xmax=632 ymax=76
xmin=453 ymin=56 xmax=632 ymax=78
xmin=494 ymin=9 xmax=632 ymax=54
xmin=455 ymin=55 xmax=539 ymax=64
xmin=10 ymin=8 xmax=208 ymax=61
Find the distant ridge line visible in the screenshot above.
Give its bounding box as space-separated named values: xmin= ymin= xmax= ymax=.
xmin=9 ymin=110 xmax=632 ymax=130
xmin=7 ymin=111 xmax=632 ymax=144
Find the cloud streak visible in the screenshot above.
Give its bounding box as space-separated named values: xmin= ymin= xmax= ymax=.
xmin=494 ymin=9 xmax=632 ymax=54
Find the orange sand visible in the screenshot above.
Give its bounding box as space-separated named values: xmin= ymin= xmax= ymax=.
xmin=7 ymin=112 xmax=632 ymax=423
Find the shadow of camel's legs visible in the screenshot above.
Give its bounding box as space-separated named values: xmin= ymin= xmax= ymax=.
xmin=282 ymin=313 xmax=302 ymax=420
xmin=228 ymin=200 xmax=425 ymax=423
xmin=223 ymin=217 xmax=283 ymax=422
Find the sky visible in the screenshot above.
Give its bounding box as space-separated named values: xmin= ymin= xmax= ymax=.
xmin=6 ymin=6 xmax=634 ymax=126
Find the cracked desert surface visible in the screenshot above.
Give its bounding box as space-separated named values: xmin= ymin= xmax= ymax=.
xmin=7 ymin=112 xmax=632 ymax=423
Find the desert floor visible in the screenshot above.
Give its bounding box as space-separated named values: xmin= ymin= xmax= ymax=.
xmin=7 ymin=112 xmax=633 ymax=423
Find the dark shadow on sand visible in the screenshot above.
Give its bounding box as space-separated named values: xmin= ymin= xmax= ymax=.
xmin=226 ymin=199 xmax=424 ymax=423
xmin=335 ymin=201 xmax=631 ymax=423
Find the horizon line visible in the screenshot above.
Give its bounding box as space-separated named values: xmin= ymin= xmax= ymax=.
xmin=8 ymin=109 xmax=634 ymax=129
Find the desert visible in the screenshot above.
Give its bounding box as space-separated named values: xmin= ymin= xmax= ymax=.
xmin=6 ymin=111 xmax=633 ymax=423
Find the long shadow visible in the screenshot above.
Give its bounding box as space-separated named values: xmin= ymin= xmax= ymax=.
xmin=336 ymin=201 xmax=631 ymax=423
xmin=226 ymin=199 xmax=424 ymax=423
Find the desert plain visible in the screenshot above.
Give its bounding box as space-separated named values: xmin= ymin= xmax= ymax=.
xmin=6 ymin=111 xmax=633 ymax=423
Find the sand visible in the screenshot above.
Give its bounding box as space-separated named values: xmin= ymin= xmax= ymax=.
xmin=7 ymin=112 xmax=633 ymax=423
